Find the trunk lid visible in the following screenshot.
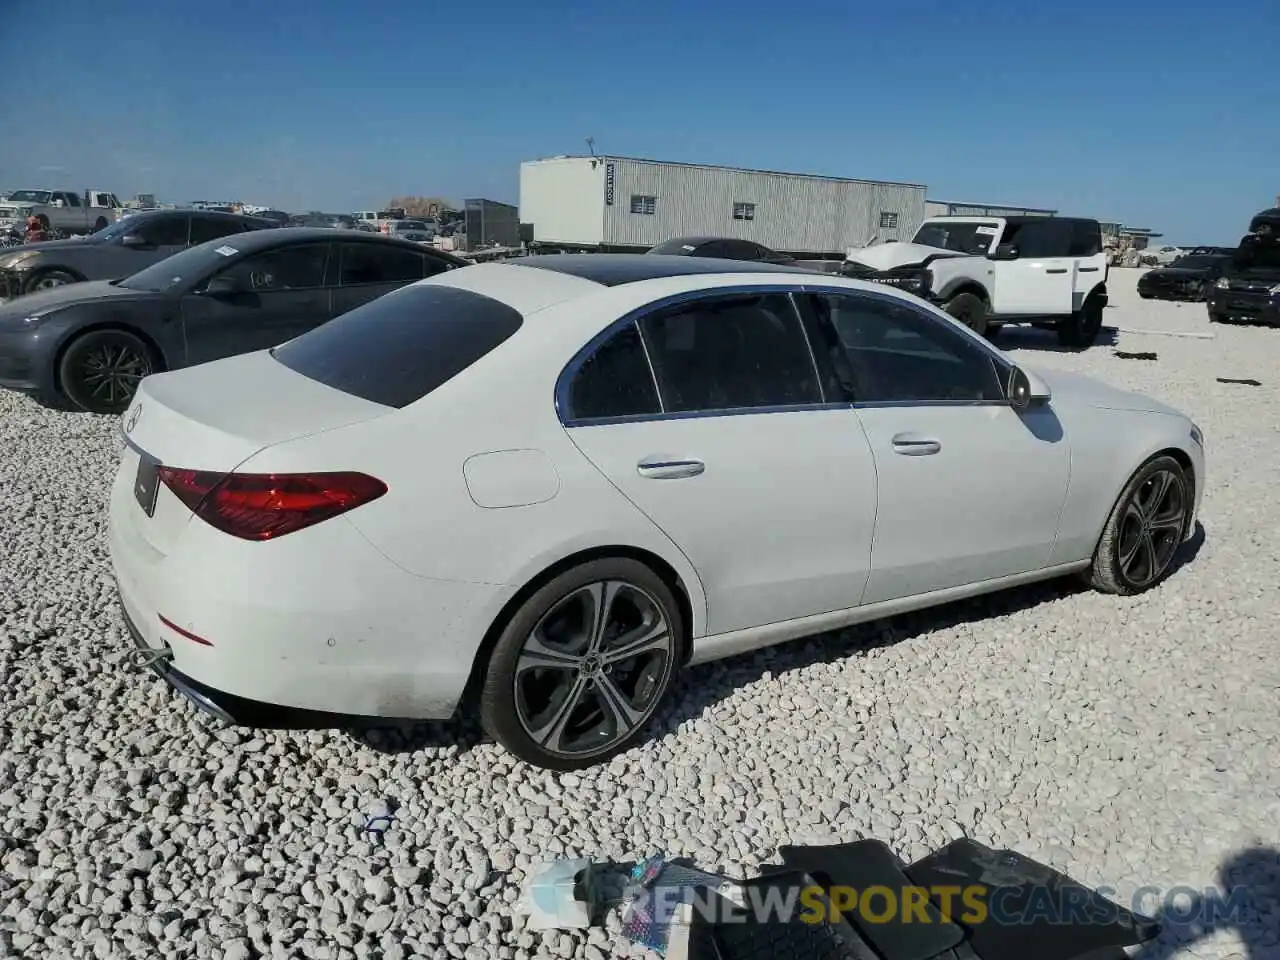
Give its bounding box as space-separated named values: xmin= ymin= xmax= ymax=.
xmin=119 ymin=350 xmax=394 ymax=555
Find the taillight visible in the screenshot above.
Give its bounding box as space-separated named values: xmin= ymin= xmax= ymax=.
xmin=157 ymin=468 xmax=387 ymax=541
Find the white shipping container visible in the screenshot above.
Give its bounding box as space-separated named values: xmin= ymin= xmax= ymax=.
xmin=520 ymin=156 xmax=927 ymax=256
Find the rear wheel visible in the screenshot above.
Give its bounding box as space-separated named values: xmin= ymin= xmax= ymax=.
xmin=23 ymin=269 xmax=79 ymax=294
xmin=943 ymin=292 xmax=989 ymax=337
xmin=1057 ymin=294 xmax=1105 ymax=347
xmin=58 ymin=329 xmax=156 ymax=415
xmin=479 ymin=558 xmax=683 ymax=770
xmin=1088 ymin=455 xmax=1189 ymax=595
xmin=1208 ymin=309 xmax=1227 ymax=323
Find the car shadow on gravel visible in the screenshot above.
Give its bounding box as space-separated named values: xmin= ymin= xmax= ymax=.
xmin=341 ymin=523 xmax=1205 ymax=759
xmin=994 ymin=324 xmax=1120 ymax=353
xmin=1127 ymin=846 xmax=1280 ymax=960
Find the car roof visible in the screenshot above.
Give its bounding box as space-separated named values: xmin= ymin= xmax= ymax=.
xmin=512 ymin=253 xmax=803 ymax=286
xmin=200 ymin=226 xmax=457 ymax=255
xmin=130 ymin=208 xmax=257 ymax=222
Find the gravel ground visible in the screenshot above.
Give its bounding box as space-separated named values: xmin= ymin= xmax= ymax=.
xmin=1 ymin=268 xmax=1277 ymax=960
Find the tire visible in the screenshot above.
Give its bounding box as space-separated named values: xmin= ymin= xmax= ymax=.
xmin=1208 ymin=310 xmax=1226 ymax=323
xmin=23 ymin=269 xmax=80 ymax=295
xmin=479 ymin=557 xmax=684 ymax=770
xmin=1057 ymin=294 xmax=1105 ymax=347
xmin=58 ymin=328 xmax=157 ymax=415
xmin=35 ymin=214 xmax=50 ymax=231
xmin=1087 ymin=455 xmax=1190 ymax=596
xmin=943 ymin=292 xmax=989 ymax=337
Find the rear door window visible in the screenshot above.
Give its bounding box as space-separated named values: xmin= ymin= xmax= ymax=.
xmin=638 ymin=293 xmax=823 ymax=412
xmin=1000 ymin=219 xmax=1074 ymax=258
xmin=567 ymin=322 xmax=661 ymax=421
xmin=135 ymin=214 xmax=191 ymax=246
xmin=190 ymin=215 xmax=251 ymax=245
xmin=338 ymin=242 xmax=424 ymax=285
xmin=272 ymin=284 xmax=523 ymax=408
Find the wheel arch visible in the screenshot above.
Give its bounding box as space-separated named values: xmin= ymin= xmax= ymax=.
xmin=456 ymin=543 xmax=699 ymax=715
xmin=937 ymin=279 xmax=990 ymax=304
xmin=1090 ymin=443 xmax=1198 ymax=555
xmin=26 ymin=264 xmax=89 ymax=287
xmin=51 ymin=321 xmax=168 ymax=396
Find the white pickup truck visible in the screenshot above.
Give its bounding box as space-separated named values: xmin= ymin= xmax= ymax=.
xmin=0 ymin=189 xmax=123 ymax=238
xmin=841 ymin=215 xmax=1110 ymax=347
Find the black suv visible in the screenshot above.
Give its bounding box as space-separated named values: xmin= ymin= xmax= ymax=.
xmin=1206 ymin=209 xmax=1280 ymax=325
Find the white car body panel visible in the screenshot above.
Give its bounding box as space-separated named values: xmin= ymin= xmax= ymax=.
xmin=108 ymin=262 xmax=1204 ymax=722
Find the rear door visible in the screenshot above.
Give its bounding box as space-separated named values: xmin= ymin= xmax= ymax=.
xmin=179 ymin=241 xmax=333 ymax=365
xmin=1067 ymin=220 xmax=1107 ymax=309
xmin=330 ymin=241 xmax=441 ymax=317
xmin=563 ymin=291 xmax=879 ymax=636
xmin=990 ymin=219 xmax=1077 ymax=315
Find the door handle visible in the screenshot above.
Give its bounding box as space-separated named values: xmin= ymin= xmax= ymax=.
xmin=1045 ymin=268 xmax=1069 ymax=274
xmin=1079 ymin=266 xmax=1100 ymax=272
xmin=637 ymin=458 xmax=705 ymax=479
xmin=891 ymin=433 xmax=941 ymax=456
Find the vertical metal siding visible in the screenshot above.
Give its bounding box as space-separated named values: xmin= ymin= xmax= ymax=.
xmin=600 ymin=158 xmax=925 ymax=255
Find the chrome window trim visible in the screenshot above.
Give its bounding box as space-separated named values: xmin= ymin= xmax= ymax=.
xmin=554 ymin=283 xmax=1016 ymax=427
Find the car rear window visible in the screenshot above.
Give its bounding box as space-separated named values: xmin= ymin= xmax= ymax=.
xmin=271 ymin=283 xmax=523 ymax=408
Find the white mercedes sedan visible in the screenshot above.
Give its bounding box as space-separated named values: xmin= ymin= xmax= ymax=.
xmin=108 ymin=254 xmax=1205 ymax=770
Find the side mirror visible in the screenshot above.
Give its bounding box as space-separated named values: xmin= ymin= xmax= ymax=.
xmin=53 ymin=199 xmax=65 ymax=208
xmin=202 ymin=275 xmax=242 ymax=298
xmin=988 ymin=243 xmax=1019 ymax=261
xmin=1008 ymin=365 xmax=1052 ymax=410
xmin=120 ymin=233 xmax=151 ymax=249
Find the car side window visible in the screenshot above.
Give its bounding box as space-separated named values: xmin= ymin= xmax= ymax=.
xmin=813 ymin=293 xmax=1006 ymax=403
xmin=339 ymin=243 xmax=424 ymax=285
xmin=134 ymin=215 xmax=190 ymax=246
xmin=638 ymin=293 xmax=823 ymax=413
xmin=568 ymin=322 xmax=662 ymax=420
xmin=190 ymin=215 xmax=250 ymax=245
xmin=1068 ymin=221 xmax=1102 ymax=257
xmin=216 ymin=244 xmax=329 ymax=291
xmin=422 ymin=254 xmax=454 ymax=278
xmin=999 ymin=220 xmax=1072 ymax=258
xmin=64 ymin=192 xmax=82 ymax=207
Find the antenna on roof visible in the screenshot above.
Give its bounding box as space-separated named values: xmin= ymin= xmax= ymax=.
xmin=585 ymin=137 xmax=597 ymax=158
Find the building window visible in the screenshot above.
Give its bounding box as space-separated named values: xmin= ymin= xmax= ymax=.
xmin=630 ymin=194 xmax=657 ymax=215
xmin=733 ymin=202 xmax=756 ymax=221
xmin=879 ymin=211 xmax=899 ymax=229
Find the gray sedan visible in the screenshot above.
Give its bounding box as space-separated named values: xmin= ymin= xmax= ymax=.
xmin=0 ymin=210 xmax=274 ymax=300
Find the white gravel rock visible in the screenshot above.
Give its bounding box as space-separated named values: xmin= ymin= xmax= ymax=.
xmin=0 ymin=270 xmax=1277 ymax=959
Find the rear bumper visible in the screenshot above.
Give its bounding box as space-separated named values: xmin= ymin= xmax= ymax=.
xmin=108 ymin=452 xmax=504 ymax=722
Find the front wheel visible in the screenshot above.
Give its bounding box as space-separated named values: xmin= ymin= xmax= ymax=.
xmin=1057 ymin=295 xmax=1104 ymax=347
xmin=1208 ymin=309 xmax=1226 ymax=323
xmin=943 ymin=292 xmax=989 ymax=337
xmin=1087 ymin=455 xmax=1190 ymax=595
xmin=479 ymin=558 xmax=683 ymax=770
xmin=58 ymin=329 xmax=156 ymax=415
xmin=23 ymin=269 xmax=79 ymax=294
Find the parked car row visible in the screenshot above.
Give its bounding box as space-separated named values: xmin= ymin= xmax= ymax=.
xmin=1205 ymin=209 xmax=1280 ymax=326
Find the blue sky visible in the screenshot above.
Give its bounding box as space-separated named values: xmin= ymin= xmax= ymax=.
xmin=3 ymin=0 xmax=1276 ymax=244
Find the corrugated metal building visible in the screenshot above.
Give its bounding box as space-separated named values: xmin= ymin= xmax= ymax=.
xmin=520 ymin=155 xmax=927 ymax=257
xmin=925 ymin=200 xmax=1057 ymax=218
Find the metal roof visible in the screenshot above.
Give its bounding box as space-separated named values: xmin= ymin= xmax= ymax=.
xmin=525 ymin=155 xmax=927 ymax=190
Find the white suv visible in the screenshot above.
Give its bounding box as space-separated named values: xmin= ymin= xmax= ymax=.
xmin=842 ymin=216 xmax=1110 ymax=347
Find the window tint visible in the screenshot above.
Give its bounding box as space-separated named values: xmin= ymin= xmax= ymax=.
xmin=1000 ymin=219 xmax=1073 ymax=258
xmin=638 ymin=294 xmax=822 ymax=413
xmin=216 ymin=244 xmax=329 ymax=291
xmin=134 ymin=214 xmax=189 ymax=246
xmin=272 ymin=284 xmax=523 ymax=409
xmin=190 ymin=215 xmax=251 ymax=245
xmin=422 ymin=253 xmax=454 ymax=278
xmin=568 ymin=322 xmax=661 ymax=420
xmin=1068 ymin=220 xmax=1102 ymax=257
xmin=64 ymin=192 xmax=82 ymax=207
xmin=339 ymin=242 xmax=424 ymax=285
xmin=721 ymin=239 xmax=766 ymax=261
xmin=814 ymin=294 xmax=1005 ymax=403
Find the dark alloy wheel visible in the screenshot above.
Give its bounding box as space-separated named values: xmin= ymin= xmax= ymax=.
xmin=58 ymin=329 xmax=156 ymax=415
xmin=24 ymin=269 xmax=79 ymax=294
xmin=1058 ymin=294 xmax=1105 ymax=347
xmin=944 ymin=292 xmax=989 ymax=337
xmin=1089 ymin=455 xmax=1189 ymax=595
xmin=480 ymin=558 xmax=683 ymax=769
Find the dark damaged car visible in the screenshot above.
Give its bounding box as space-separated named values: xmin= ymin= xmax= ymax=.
xmin=0 ymin=209 xmax=275 ymax=300
xmin=1207 ymin=210 xmax=1280 ymax=326
xmin=0 ymin=228 xmax=468 ymax=415
xmin=1138 ymin=251 xmax=1232 ymax=302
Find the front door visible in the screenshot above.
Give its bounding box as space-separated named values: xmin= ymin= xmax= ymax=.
xmin=807 ymin=291 xmax=1071 ymax=604
xmin=562 ymin=291 xmax=879 ymax=637
xmin=990 ymin=218 xmax=1077 ymax=316
xmin=180 ymin=242 xmax=333 ymax=365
